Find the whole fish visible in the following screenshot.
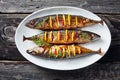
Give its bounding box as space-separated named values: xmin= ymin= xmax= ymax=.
xmin=23 ymin=30 xmax=100 ymax=45
xmin=26 ymin=14 xmax=103 ymax=30
xmin=27 ymin=45 xmax=102 ymax=58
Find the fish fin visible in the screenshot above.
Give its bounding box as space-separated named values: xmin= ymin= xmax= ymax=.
xmin=98 ymin=48 xmax=102 ymax=55
xmin=23 ymin=35 xmax=27 ymax=42
xmin=100 ymin=20 xmax=104 ymax=25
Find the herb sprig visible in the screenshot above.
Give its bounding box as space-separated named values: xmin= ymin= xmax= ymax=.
xmin=32 ymin=36 xmax=51 ymax=46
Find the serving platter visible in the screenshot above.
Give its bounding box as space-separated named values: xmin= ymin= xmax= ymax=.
xmin=15 ymin=6 xmax=111 ymax=70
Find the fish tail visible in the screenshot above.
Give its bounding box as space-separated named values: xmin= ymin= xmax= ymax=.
xmin=99 ymin=20 xmax=104 ymax=25
xmin=97 ymin=48 xmax=102 ymax=55
xmin=23 ymin=35 xmax=27 ymax=42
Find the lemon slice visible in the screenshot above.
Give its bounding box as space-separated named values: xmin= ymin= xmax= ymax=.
xmin=65 ymin=30 xmax=68 ymax=41
xmin=72 ymin=31 xmax=75 ymax=41
xmin=68 ymin=14 xmax=70 ymax=25
xmin=49 ymin=16 xmax=52 ymax=28
xmin=72 ymin=45 xmax=76 ymax=56
xmin=44 ymin=32 xmax=47 ymax=41
xmin=63 ymin=14 xmax=66 ymax=25
xmin=57 ymin=31 xmax=60 ymax=41
xmin=50 ymin=31 xmax=52 ymax=41
xmin=68 ymin=46 xmax=71 ymax=58
xmin=78 ymin=46 xmax=81 ymax=54
xmin=76 ymin=16 xmax=78 ymax=25
xmin=62 ymin=48 xmax=65 ymax=58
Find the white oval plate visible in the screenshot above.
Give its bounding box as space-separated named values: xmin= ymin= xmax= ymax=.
xmin=15 ymin=6 xmax=111 ymax=70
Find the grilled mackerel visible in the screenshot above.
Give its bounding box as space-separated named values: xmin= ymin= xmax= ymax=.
xmin=27 ymin=45 xmax=102 ymax=58
xmin=23 ymin=30 xmax=100 ymax=45
xmin=26 ymin=14 xmax=103 ymax=30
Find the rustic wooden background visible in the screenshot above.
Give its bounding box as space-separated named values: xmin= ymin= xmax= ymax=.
xmin=0 ymin=0 xmax=120 ymax=80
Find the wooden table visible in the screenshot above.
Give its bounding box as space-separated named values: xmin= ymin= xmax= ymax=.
xmin=0 ymin=0 xmax=120 ymax=80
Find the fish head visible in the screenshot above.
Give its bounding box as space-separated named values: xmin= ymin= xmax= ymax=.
xmin=26 ymin=47 xmax=44 ymax=55
xmin=27 ymin=49 xmax=37 ymax=55
xmin=90 ymin=32 xmax=101 ymax=41
xmin=26 ymin=18 xmax=44 ymax=29
xmin=81 ymin=30 xmax=101 ymax=41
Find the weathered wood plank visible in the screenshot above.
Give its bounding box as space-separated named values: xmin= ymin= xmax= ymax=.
xmin=0 ymin=14 xmax=28 ymax=61
xmin=0 ymin=0 xmax=120 ymax=14
xmin=0 ymin=61 xmax=119 ymax=80
xmin=0 ymin=14 xmax=120 ymax=61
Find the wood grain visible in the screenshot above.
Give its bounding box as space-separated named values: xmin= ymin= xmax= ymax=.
xmin=0 ymin=0 xmax=119 ymax=14
xmin=0 ymin=14 xmax=120 ymax=62
xmin=0 ymin=61 xmax=119 ymax=80
xmin=0 ymin=14 xmax=28 ymax=61
xmin=0 ymin=0 xmax=119 ymax=79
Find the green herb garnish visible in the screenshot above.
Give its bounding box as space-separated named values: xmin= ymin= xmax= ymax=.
xmin=32 ymin=36 xmax=51 ymax=46
xmin=38 ymin=22 xmax=42 ymax=26
xmin=81 ymin=33 xmax=86 ymax=39
xmin=35 ymin=22 xmax=42 ymax=28
xmin=58 ymin=51 xmax=62 ymax=57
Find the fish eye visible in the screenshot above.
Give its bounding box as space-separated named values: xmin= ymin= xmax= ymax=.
xmin=30 ymin=20 xmax=35 ymax=25
xmin=91 ymin=34 xmax=95 ymax=37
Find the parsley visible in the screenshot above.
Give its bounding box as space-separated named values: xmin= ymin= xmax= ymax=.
xmin=38 ymin=22 xmax=42 ymax=26
xmin=58 ymin=51 xmax=62 ymax=57
xmin=81 ymin=33 xmax=86 ymax=39
xmin=35 ymin=22 xmax=42 ymax=28
xmin=32 ymin=36 xmax=51 ymax=46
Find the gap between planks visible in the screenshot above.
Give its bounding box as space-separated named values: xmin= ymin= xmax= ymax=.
xmin=0 ymin=60 xmax=30 ymax=64
xmin=0 ymin=60 xmax=120 ymax=64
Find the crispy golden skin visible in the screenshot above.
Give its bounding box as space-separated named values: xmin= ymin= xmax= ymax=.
xmin=26 ymin=14 xmax=103 ymax=30
xmin=27 ymin=45 xmax=102 ymax=58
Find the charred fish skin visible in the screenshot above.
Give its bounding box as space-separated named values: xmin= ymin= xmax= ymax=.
xmin=26 ymin=45 xmax=102 ymax=58
xmin=27 ymin=46 xmax=50 ymax=56
xmin=26 ymin=14 xmax=103 ymax=30
xmin=26 ymin=18 xmax=45 ymax=29
xmin=23 ymin=30 xmax=100 ymax=45
xmin=81 ymin=31 xmax=101 ymax=42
